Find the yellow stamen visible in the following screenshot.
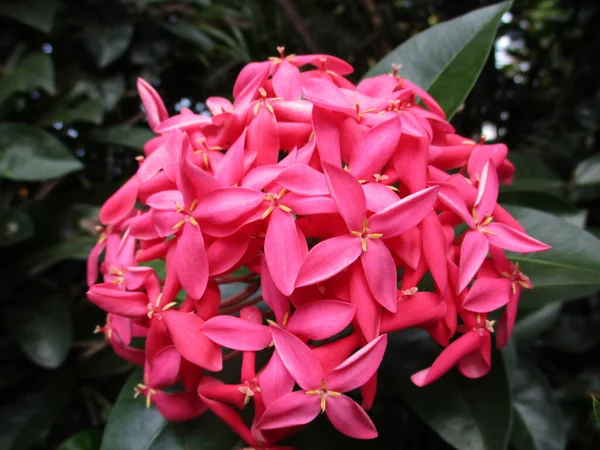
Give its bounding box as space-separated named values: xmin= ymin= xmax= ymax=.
xmin=189 ymin=216 xmax=199 ymax=226
xmin=261 ymin=205 xmax=274 ymax=220
xmin=172 ymin=218 xmax=185 ymax=229
xmin=279 ymin=204 xmax=292 ymax=213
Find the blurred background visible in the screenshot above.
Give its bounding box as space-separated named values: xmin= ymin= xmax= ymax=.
xmin=1 ymin=0 xmax=599 ymax=449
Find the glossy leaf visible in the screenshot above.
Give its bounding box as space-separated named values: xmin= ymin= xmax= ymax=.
xmin=513 ymin=303 xmax=561 ymax=347
xmin=573 ymin=153 xmax=600 ymax=186
xmin=149 ymin=413 xmax=238 ymax=450
xmin=379 ymin=329 xmax=511 ymax=450
xmin=84 ymin=22 xmax=134 ymax=68
xmin=504 ymin=205 xmax=600 ymax=310
xmin=89 ymin=126 xmax=155 ymax=151
xmin=102 ymin=369 xmax=238 ymax=449
xmin=363 ymin=1 xmax=512 ymax=118
xmin=593 ymin=397 xmax=600 ymax=431
xmin=508 ymin=360 xmax=566 ymax=450
xmin=160 ymin=22 xmax=214 ymax=51
xmin=0 ymin=124 xmax=83 ymax=181
xmin=0 ymin=368 xmax=74 ymax=450
xmin=101 ymin=369 xmax=168 ymax=450
xmin=38 ymin=98 xmax=105 ymax=126
xmin=504 ymin=153 xmax=564 ymax=195
xmin=23 ymin=240 xmax=94 ymax=275
xmin=57 ymin=429 xmax=102 ymax=450
xmin=78 ymin=348 xmax=133 ymax=378
xmin=0 ymin=209 xmax=34 ymax=246
xmin=0 ymin=0 xmax=58 ymax=33
xmin=0 ymin=52 xmax=55 ymax=106
xmin=3 ymin=296 xmax=73 ymax=368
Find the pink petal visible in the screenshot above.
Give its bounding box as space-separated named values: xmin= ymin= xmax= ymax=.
xmin=145 ymin=190 xmax=183 ymax=211
xmin=328 ymin=334 xmax=387 ymax=392
xmin=86 ymin=284 xmax=148 ymax=318
xmin=421 ymin=211 xmax=448 ymax=293
xmin=302 ymin=78 xmax=355 ymax=116
xmin=326 ymin=394 xmax=377 ymax=439
xmin=194 ymin=188 xmax=265 ymax=224
xmin=153 ymin=391 xmax=206 ymax=421
xmin=206 ymin=96 xmax=233 ymax=115
xmin=247 ymin=106 xmax=280 ymax=166
xmin=213 ymin=129 xmax=246 ymax=187
xmin=265 ymin=208 xmax=303 ymax=296
xmin=272 ymin=59 xmax=302 ymax=100
xmin=137 ymin=78 xmax=168 ymax=131
xmin=485 ymin=223 xmax=551 ymax=253
xmin=99 ymin=175 xmax=139 ymax=225
xmin=292 ymin=54 xmax=354 ymax=75
xmin=148 ymin=346 xmax=181 ymax=388
xmin=458 ymin=330 xmax=492 ymax=378
xmin=380 ymin=292 xmax=446 ymax=333
xmin=258 ymin=350 xmax=295 ymax=408
xmin=322 ymin=162 xmax=366 ymax=231
xmin=153 ymin=113 xmax=211 ymax=134
xmin=458 ymin=230 xmax=490 ymax=293
xmin=349 ymin=264 xmax=381 ymax=342
xmin=392 ymin=135 xmax=428 ymax=192
xmin=437 ymin=182 xmax=475 ymax=227
xmin=233 ymin=61 xmax=270 ymax=105
xmin=295 ymin=235 xmax=362 ymax=288
xmin=286 ymin=300 xmax=356 ymax=341
xmin=270 ymin=327 xmax=323 ymax=390
xmin=207 ymin=233 xmax=250 ymax=277
xmin=260 ymin=257 xmax=291 ymax=325
xmin=350 ymin=117 xmax=401 ymax=181
xmin=283 ymin=193 xmax=338 ymax=215
xmin=360 ymin=239 xmax=398 ymax=312
xmin=276 ymin=164 xmax=329 ymax=196
xmin=474 ymin=160 xmax=498 ymax=218
xmin=362 ymin=183 xmax=401 ymax=213
xmin=463 ymin=277 xmax=513 ymax=313
xmin=256 ymin=390 xmax=321 ymax=430
xmin=200 ymin=316 xmax=271 ymax=351
xmin=495 ymin=290 xmax=520 ymax=349
xmin=369 ymin=186 xmax=439 ymax=238
xmin=86 ymin=241 xmax=105 ymax=286
xmin=410 ymin=330 xmax=483 ymax=387
xmin=312 ymin=106 xmax=342 ymax=165
xmin=175 ymin=222 xmax=208 ymax=299
xmin=162 ymin=310 xmax=222 ymax=371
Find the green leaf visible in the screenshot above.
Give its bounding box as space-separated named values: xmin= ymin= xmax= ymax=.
xmin=0 ymin=124 xmax=83 ymax=181
xmin=84 ymin=22 xmax=134 ymax=68
xmin=160 ymin=22 xmax=214 ymax=51
xmin=380 ymin=329 xmax=512 ymax=450
xmin=593 ymin=396 xmax=600 ymax=431
xmin=363 ymin=1 xmax=512 ymax=118
xmin=89 ymin=126 xmax=155 ymax=151
xmin=23 ymin=240 xmax=94 ymax=275
xmin=0 ymin=0 xmax=58 ymax=33
xmin=0 ymin=209 xmax=34 ymax=246
xmin=57 ymin=429 xmax=102 ymax=450
xmin=99 ymin=74 xmax=126 ymax=111
xmin=513 ymin=303 xmax=561 ymax=346
xmin=0 ymin=368 xmax=74 ymax=450
xmin=78 ymin=348 xmax=133 ymax=378
xmin=503 ymin=205 xmax=600 ymax=310
xmin=505 ymin=153 xmax=564 ymax=194
xmin=101 ymin=369 xmax=168 ymax=450
xmin=573 ymin=153 xmax=600 ymax=186
xmin=38 ymin=98 xmax=105 ymax=126
xmin=499 ymin=191 xmax=586 ymax=228
xmin=149 ymin=414 xmax=239 ymax=450
xmin=0 ymin=52 xmax=55 ymax=107
xmin=2 ymin=296 xmax=73 ymax=368
xmin=509 ymin=360 xmax=566 ymax=450
xmin=102 ymin=369 xmax=238 ymax=449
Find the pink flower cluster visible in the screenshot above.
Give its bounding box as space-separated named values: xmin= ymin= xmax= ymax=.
xmin=87 ymin=48 xmax=550 ymax=445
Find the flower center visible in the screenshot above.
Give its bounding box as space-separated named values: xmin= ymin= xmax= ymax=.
xmin=173 ymin=199 xmax=199 ymax=230
xmin=305 ymin=379 xmax=342 ymax=413
xmin=350 ymin=218 xmax=383 ymax=251
xmin=261 ymin=189 xmax=292 ymax=219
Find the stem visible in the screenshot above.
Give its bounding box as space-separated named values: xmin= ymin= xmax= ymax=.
xmin=218 ymin=295 xmax=264 ymax=315
xmin=223 ymin=350 xmax=241 ymax=362
xmin=218 ymin=284 xmax=259 ymax=308
xmin=216 ymin=273 xmax=257 ymax=284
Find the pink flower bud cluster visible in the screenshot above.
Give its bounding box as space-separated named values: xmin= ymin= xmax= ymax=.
xmin=87 ymin=48 xmax=550 ymax=445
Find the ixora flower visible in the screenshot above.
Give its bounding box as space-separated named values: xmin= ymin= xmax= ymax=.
xmin=86 ymin=47 xmax=550 ymax=446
